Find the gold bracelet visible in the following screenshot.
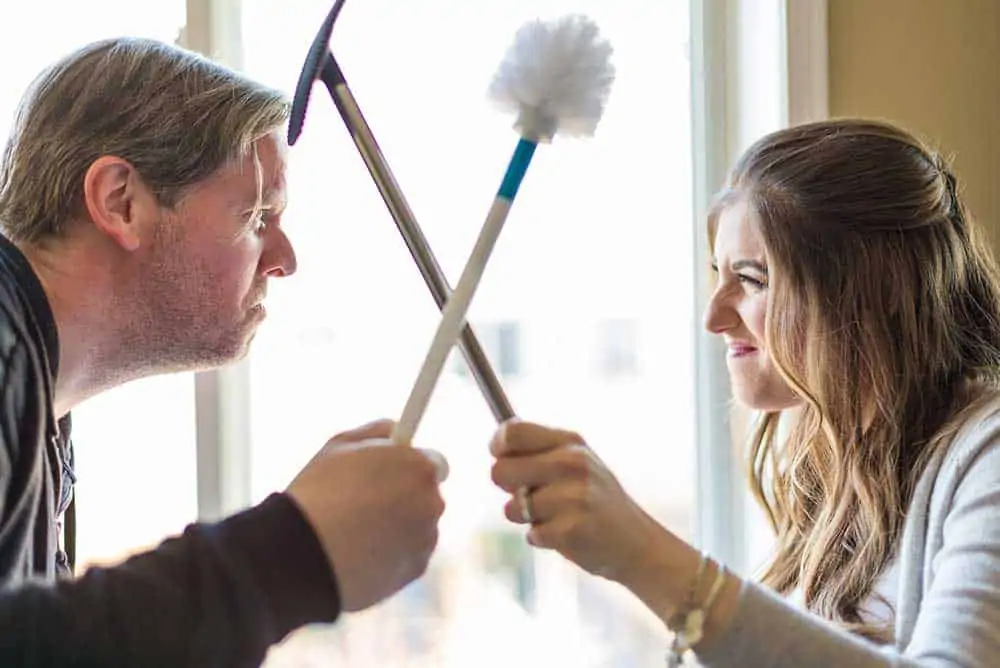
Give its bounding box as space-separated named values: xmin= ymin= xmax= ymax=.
xmin=666 ymin=553 xmax=729 ymax=667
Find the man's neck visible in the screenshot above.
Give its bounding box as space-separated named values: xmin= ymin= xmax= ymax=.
xmin=18 ymin=238 xmax=127 ymax=417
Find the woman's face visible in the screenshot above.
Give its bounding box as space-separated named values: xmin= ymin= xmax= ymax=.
xmin=704 ymin=201 xmax=801 ymax=411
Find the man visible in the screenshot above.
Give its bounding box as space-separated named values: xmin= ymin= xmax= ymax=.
xmin=0 ymin=37 xmax=448 ymax=665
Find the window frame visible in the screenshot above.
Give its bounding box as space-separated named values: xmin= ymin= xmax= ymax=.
xmin=690 ymin=0 xmax=830 ymax=572
xmin=182 ymin=0 xmax=254 ymax=522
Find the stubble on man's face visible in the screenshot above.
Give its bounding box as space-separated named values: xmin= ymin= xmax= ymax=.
xmin=122 ymin=208 xmax=262 ymax=374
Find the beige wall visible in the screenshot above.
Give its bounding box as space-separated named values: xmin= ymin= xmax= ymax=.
xmin=828 ymin=0 xmax=999 ymax=246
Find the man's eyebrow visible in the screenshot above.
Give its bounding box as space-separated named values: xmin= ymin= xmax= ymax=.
xmin=261 ymin=188 xmax=286 ymax=206
xmin=241 ymin=186 xmax=286 ymax=210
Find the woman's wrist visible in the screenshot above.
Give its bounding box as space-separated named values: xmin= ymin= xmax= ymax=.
xmin=615 ymin=521 xmax=742 ymax=650
xmin=614 ymin=518 xmax=701 ymax=621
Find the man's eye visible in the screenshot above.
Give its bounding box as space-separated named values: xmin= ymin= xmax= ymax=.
xmin=250 ymin=210 xmax=270 ymax=231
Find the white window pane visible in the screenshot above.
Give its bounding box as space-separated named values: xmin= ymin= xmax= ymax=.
xmin=449 ymin=320 xmax=522 ymax=378
xmin=0 ymin=1 xmax=194 ymax=570
xmin=71 ymin=374 xmax=198 ymax=569
xmin=242 ymin=0 xmax=696 ymax=665
xmin=596 ymin=317 xmax=640 ymax=378
xmin=0 ymin=2 xmax=186 ymax=125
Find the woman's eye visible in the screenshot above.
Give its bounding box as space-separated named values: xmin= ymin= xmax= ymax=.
xmin=738 ymin=274 xmax=767 ymax=290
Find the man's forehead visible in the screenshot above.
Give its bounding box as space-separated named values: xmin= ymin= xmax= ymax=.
xmin=231 ymin=134 xmax=288 ymax=201
xmin=257 ymin=130 xmax=289 ymax=163
xmin=260 ymin=134 xmax=287 ymax=187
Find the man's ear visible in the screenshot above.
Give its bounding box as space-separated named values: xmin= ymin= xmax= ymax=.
xmin=82 ymin=156 xmax=154 ymax=252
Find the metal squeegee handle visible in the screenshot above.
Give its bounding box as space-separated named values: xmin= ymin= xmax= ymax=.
xmin=318 ymin=56 xmax=516 ymax=423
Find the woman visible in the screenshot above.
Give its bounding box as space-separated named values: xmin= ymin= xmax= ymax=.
xmin=490 ymin=119 xmax=1000 ymax=666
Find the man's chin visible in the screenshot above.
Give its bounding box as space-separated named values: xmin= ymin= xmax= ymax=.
xmin=223 ymin=329 xmax=258 ymax=365
xmin=185 ymin=332 xmax=259 ymax=373
xmin=237 ymin=330 xmax=258 ymax=360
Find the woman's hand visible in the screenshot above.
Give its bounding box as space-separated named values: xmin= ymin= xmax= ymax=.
xmin=489 ymin=418 xmax=676 ymax=587
xmin=489 ymin=418 xmax=743 ymax=645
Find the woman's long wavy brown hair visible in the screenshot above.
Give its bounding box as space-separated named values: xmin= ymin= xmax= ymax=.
xmin=709 ymin=119 xmax=1000 ymax=641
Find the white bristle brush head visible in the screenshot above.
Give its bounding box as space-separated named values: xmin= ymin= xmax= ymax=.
xmin=488 ymin=14 xmax=615 ymax=142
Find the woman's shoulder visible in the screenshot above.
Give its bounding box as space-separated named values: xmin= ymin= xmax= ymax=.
xmin=942 ymin=381 xmax=1000 ymax=445
xmin=893 ymin=382 xmax=1000 ymax=656
xmin=924 ymin=381 xmax=1000 ymax=503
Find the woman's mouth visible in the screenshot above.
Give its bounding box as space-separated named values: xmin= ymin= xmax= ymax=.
xmin=727 ymin=343 xmax=758 ymax=358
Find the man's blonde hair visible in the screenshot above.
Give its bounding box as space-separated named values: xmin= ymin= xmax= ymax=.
xmin=0 ymin=37 xmax=290 ymax=242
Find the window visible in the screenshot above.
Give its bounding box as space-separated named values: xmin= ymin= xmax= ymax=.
xmin=241 ymin=0 xmax=697 ymax=664
xmin=451 ymin=320 xmax=523 ymax=379
xmin=70 ymin=374 xmax=198 ymax=569
xmin=494 ymin=322 xmax=522 ymax=377
xmin=0 ymin=1 xmax=196 ymax=572
xmin=480 ymin=528 xmax=537 ymax=611
xmin=596 ymin=317 xmax=639 ymax=378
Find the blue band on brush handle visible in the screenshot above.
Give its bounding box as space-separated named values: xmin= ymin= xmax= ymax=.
xmin=497 ymin=138 xmax=538 ymax=201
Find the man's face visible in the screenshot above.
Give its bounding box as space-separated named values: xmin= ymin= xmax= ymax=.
xmin=133 ymin=132 xmax=297 ymax=371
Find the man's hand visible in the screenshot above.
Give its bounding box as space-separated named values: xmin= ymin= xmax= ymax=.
xmin=286 ymin=419 xmax=448 ymax=612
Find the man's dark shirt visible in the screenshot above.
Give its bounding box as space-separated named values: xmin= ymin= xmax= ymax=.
xmin=0 ymin=234 xmax=341 ymax=666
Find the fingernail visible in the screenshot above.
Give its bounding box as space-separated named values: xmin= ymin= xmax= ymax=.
xmin=418 ymin=448 xmax=450 ymax=483
xmin=498 ymin=420 xmax=510 ymax=448
xmin=489 ymin=425 xmax=505 ymax=457
xmin=492 ymin=417 xmax=520 ymax=456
